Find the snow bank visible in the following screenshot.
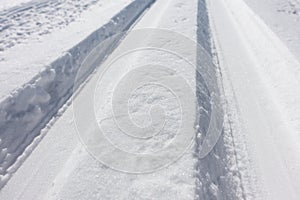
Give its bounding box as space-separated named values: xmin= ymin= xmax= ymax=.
xmin=0 ymin=0 xmax=154 ymax=189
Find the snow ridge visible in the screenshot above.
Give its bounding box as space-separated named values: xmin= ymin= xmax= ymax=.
xmin=0 ymin=0 xmax=155 ymax=189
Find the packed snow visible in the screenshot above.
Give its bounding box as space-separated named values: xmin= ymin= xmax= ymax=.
xmin=209 ymin=0 xmax=300 ymax=199
xmin=0 ymin=0 xmax=300 ymax=199
xmin=0 ymin=0 xmax=152 ymax=190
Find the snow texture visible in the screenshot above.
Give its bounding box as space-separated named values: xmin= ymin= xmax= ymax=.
xmin=0 ymin=0 xmax=154 ymax=189
xmin=0 ymin=0 xmax=33 ymax=11
xmin=195 ymin=0 xmax=247 ymax=199
xmin=244 ymin=0 xmax=300 ymax=62
xmin=209 ymin=0 xmax=300 ymax=199
xmin=0 ymin=0 xmax=98 ymax=51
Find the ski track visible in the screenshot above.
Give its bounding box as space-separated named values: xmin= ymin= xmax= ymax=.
xmin=0 ymin=0 xmax=98 ymax=52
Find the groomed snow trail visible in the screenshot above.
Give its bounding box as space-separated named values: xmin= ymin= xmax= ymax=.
xmin=1 ymin=0 xmax=300 ymax=199
xmin=208 ymin=0 xmax=300 ymax=199
xmin=0 ymin=0 xmax=254 ymax=198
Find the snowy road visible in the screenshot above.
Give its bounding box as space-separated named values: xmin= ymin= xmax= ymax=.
xmin=0 ymin=0 xmax=300 ymax=199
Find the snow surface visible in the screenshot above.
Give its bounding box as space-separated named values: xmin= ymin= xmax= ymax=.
xmin=0 ymin=0 xmax=132 ymax=100
xmin=194 ymin=0 xmax=248 ymax=199
xmin=0 ymin=0 xmax=99 ymax=52
xmin=0 ymin=0 xmax=32 ymax=11
xmin=1 ymin=0 xmax=210 ymax=199
xmin=0 ymin=0 xmax=153 ymax=189
xmin=209 ymin=0 xmax=300 ymax=199
xmin=244 ymin=0 xmax=300 ymax=62
xmin=0 ymin=0 xmax=252 ymax=199
xmin=0 ymin=0 xmax=300 ymax=199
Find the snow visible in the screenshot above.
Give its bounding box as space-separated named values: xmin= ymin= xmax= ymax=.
xmin=0 ymin=0 xmax=99 ymax=51
xmin=0 ymin=0 xmax=32 ymax=11
xmin=1 ymin=0 xmax=201 ymax=199
xmin=40 ymin=0 xmax=201 ymax=198
xmin=0 ymin=0 xmax=249 ymax=198
xmin=194 ymin=0 xmax=248 ymax=199
xmin=0 ymin=0 xmax=153 ymax=190
xmin=0 ymin=0 xmax=300 ymax=199
xmin=244 ymin=0 xmax=300 ymax=62
xmin=0 ymin=0 xmax=132 ymax=100
xmin=208 ymin=0 xmax=300 ymax=199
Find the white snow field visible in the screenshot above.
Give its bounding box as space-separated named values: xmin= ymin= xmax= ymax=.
xmin=0 ymin=0 xmax=300 ymax=199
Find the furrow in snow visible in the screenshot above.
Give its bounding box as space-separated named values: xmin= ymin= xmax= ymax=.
xmin=0 ymin=0 xmax=155 ymax=189
xmin=3 ymin=0 xmax=199 ymax=199
xmin=194 ymin=0 xmax=248 ymax=199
